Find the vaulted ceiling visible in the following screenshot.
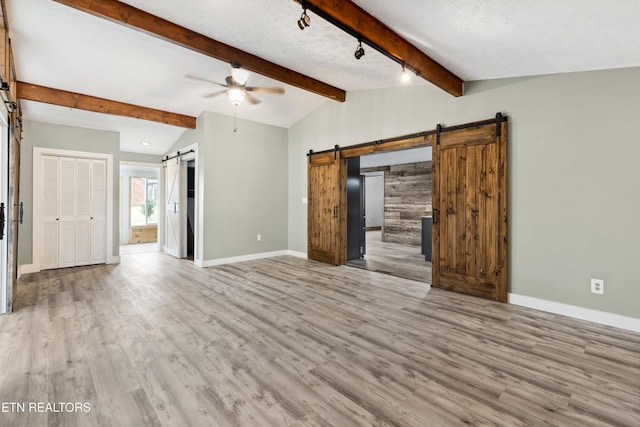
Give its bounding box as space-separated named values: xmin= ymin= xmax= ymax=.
xmin=7 ymin=0 xmax=640 ymax=154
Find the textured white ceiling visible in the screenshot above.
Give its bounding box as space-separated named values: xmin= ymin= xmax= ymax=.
xmin=7 ymin=0 xmax=640 ymax=155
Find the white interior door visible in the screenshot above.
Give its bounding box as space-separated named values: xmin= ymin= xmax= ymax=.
xmin=165 ymin=161 xmax=181 ymax=257
xmin=58 ymin=157 xmax=76 ymax=268
xmin=41 ymin=156 xmax=60 ymax=270
xmin=91 ymin=159 xmax=107 ymax=264
xmin=75 ymin=158 xmax=91 ymax=265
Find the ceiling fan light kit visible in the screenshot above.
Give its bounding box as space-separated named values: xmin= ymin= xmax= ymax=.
xmin=226 ymin=88 xmax=246 ymax=106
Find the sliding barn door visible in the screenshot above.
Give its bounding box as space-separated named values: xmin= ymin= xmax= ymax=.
xmin=432 ymin=117 xmax=508 ymax=302
xmin=308 ymin=151 xmax=344 ymax=265
xmin=165 ymin=161 xmax=182 ymax=258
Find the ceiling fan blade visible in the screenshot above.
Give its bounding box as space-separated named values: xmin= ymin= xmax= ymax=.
xmin=185 ymin=74 xmax=227 ymax=87
xmin=246 ymin=86 xmax=285 ymax=95
xmin=202 ymin=90 xmax=227 ymax=98
xmin=225 ymin=76 xmax=238 ymax=87
xmin=245 ymin=92 xmax=262 ymax=105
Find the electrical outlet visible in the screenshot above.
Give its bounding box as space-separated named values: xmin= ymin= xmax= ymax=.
xmin=257 ymin=234 xmax=262 ymax=242
xmin=591 ymin=278 xmax=604 ymax=295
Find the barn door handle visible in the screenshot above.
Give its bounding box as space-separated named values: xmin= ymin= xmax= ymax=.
xmin=0 ymin=203 xmax=5 ymax=240
xmin=432 ymin=208 xmax=438 ymax=224
xmin=19 ymin=202 xmax=23 ymax=224
xmin=333 ymin=205 xmax=338 ymax=218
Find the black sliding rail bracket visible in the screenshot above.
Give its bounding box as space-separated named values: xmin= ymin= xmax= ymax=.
xmin=161 ymin=149 xmax=195 ymax=165
xmin=308 ymin=149 xmax=314 ymax=156
xmin=0 ymin=203 xmax=5 ymax=240
xmin=334 ymin=144 xmax=339 ymax=160
xmin=436 ymin=124 xmax=442 ymax=145
xmin=495 ymin=112 xmax=503 ymax=137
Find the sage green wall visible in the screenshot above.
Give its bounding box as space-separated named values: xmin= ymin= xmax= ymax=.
xmin=19 ymin=120 xmax=121 ymax=265
xmin=169 ymin=111 xmax=288 ymax=261
xmin=288 ymin=67 xmax=640 ymax=319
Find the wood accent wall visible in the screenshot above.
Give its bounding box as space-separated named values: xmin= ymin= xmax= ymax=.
xmin=362 ymin=161 xmax=432 ymax=246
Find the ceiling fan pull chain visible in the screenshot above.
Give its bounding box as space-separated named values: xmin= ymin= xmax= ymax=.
xmin=234 ymin=106 xmax=238 ymax=132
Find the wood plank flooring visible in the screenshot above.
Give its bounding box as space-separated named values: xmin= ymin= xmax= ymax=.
xmin=347 ymin=230 xmax=432 ymax=283
xmin=1 ymin=253 xmax=639 ymax=426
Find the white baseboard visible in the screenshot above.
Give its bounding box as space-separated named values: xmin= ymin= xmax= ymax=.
xmin=17 ymin=264 xmax=39 ymax=278
xmin=509 ymin=293 xmax=640 ymax=333
xmin=286 ymin=250 xmax=308 ymax=259
xmin=201 ymin=250 xmax=291 ymax=267
xmin=107 ymin=256 xmax=121 ymax=264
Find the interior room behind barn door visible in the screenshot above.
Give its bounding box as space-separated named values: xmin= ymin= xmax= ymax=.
xmin=346 ymin=147 xmax=433 ymax=284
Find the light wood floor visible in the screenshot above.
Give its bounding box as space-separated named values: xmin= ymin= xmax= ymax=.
xmin=347 ymin=230 xmax=432 ymax=283
xmin=2 ymin=254 xmax=639 ymax=426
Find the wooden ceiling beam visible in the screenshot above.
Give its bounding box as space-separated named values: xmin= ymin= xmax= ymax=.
xmin=297 ymin=0 xmax=464 ymax=97
xmin=53 ymin=0 xmax=346 ymax=102
xmin=17 ymin=82 xmax=197 ymax=128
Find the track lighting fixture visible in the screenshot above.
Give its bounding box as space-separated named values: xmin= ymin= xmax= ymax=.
xmin=401 ymin=65 xmax=412 ymax=82
xmin=354 ymin=40 xmax=365 ymax=60
xmin=298 ymin=8 xmax=310 ymax=30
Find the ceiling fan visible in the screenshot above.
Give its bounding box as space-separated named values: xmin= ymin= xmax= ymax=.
xmin=186 ymin=64 xmax=285 ymax=107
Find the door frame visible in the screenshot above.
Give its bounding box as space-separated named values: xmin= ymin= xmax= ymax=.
xmin=32 ymin=147 xmax=115 ymax=273
xmin=0 ymin=112 xmax=8 ymax=313
xmin=162 ymin=143 xmax=201 ymax=264
xmin=307 ymin=114 xmax=507 ymax=300
xmin=120 ymin=161 xmax=162 ymax=247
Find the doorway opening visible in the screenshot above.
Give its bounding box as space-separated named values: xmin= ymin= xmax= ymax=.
xmin=346 ymin=147 xmax=433 ymax=284
xmin=119 ymin=163 xmax=161 ymax=255
xmin=185 ymin=160 xmax=195 ymax=260
xmin=164 ymin=144 xmax=199 ymax=263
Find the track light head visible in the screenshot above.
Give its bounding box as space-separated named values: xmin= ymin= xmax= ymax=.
xmin=298 ymin=8 xmax=310 ymax=30
xmin=401 ymin=65 xmax=412 ymax=82
xmin=354 ymin=40 xmax=365 ymax=60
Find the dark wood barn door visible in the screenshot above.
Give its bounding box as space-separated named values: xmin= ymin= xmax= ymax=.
xmin=432 ymin=117 xmax=508 ymax=302
xmin=308 ymin=151 xmax=344 ymax=265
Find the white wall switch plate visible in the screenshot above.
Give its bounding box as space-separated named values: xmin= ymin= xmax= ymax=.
xmin=257 ymin=234 xmax=262 ymax=241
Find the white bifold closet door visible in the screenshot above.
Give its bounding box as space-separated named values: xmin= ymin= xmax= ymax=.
xmin=41 ymin=156 xmax=107 ymax=270
xmin=90 ymin=159 xmax=106 ymax=264
xmin=58 ymin=157 xmax=77 ymax=268
xmin=41 ymin=156 xmax=60 ymax=270
xmin=75 ymin=159 xmax=92 ymax=266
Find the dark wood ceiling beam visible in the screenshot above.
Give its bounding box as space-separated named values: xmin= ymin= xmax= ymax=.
xmin=53 ymin=0 xmax=346 ymax=102
xmin=297 ymin=0 xmax=464 ymax=97
xmin=17 ymin=82 xmax=197 ymax=128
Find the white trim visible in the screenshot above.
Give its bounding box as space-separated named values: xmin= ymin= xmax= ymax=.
xmin=107 ymin=256 xmax=120 ymax=264
xmin=17 ymin=264 xmax=39 ymax=278
xmin=509 ymin=293 xmax=640 ymax=333
xmin=120 ymin=161 xmax=161 ymax=168
xmin=200 ymin=250 xmax=291 ymax=267
xmin=33 ymin=147 xmax=114 ymax=273
xmin=286 ymin=250 xmax=308 ymax=259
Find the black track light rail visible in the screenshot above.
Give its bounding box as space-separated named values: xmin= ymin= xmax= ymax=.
xmin=296 ymin=1 xmax=420 ymax=76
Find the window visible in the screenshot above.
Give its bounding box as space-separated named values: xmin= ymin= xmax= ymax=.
xmin=130 ymin=177 xmax=158 ymax=225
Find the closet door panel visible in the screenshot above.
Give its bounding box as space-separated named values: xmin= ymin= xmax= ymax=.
xmin=41 ymin=156 xmax=59 ymax=270
xmin=91 ymin=159 xmax=107 ymax=263
xmin=58 ymin=157 xmax=76 ymax=268
xmin=75 ymin=159 xmax=91 ymax=265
